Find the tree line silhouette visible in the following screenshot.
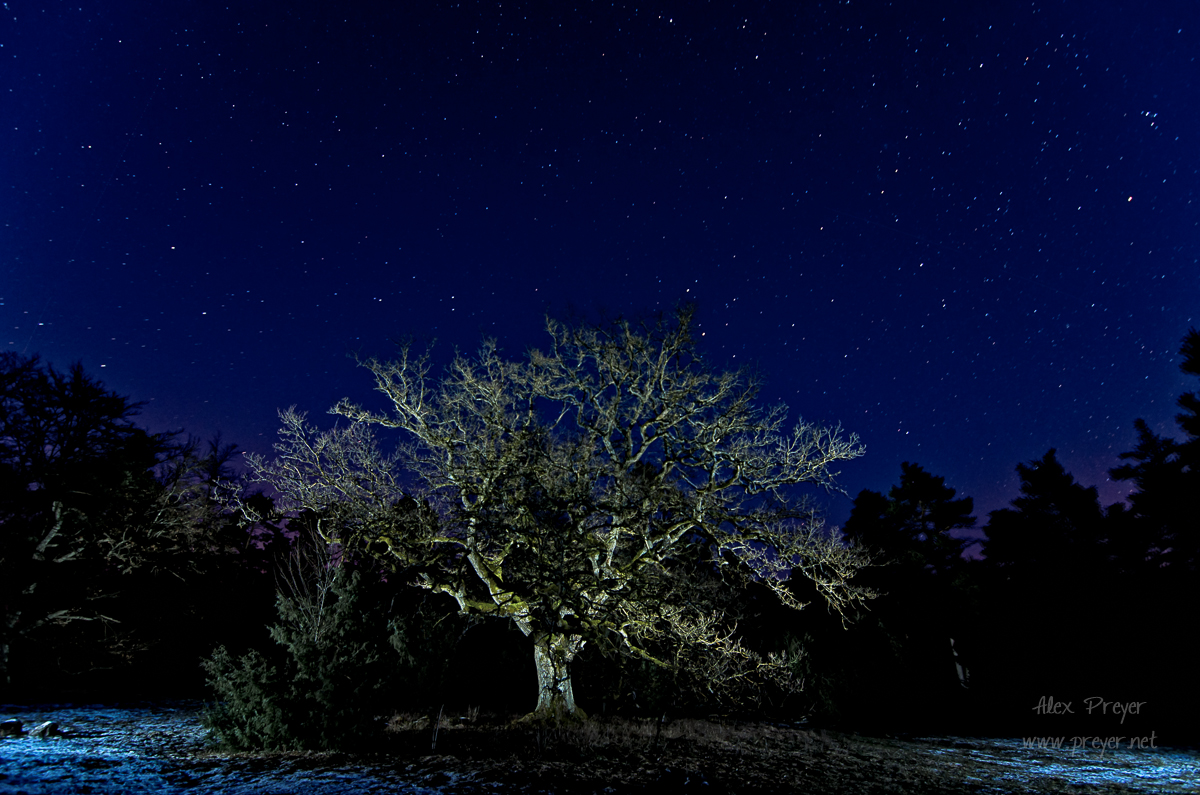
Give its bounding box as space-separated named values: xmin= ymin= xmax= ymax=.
xmin=1 ymin=324 xmax=1196 ymax=748
xmin=808 ymin=326 xmax=1200 ymax=745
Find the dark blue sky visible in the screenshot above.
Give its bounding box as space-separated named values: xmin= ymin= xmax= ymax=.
xmin=6 ymin=1 xmax=1198 ymax=539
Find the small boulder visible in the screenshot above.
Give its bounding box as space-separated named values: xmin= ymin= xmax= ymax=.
xmin=31 ymin=720 xmax=61 ymax=738
xmin=0 ymin=719 xmax=22 ymax=737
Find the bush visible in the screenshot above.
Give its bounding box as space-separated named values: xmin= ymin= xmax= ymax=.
xmin=202 ymin=560 xmax=454 ymax=751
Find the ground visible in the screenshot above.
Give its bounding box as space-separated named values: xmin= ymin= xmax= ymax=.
xmin=0 ymin=703 xmax=1197 ymax=794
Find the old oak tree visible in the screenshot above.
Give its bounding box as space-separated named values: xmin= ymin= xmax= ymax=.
xmin=248 ymin=308 xmax=873 ymax=717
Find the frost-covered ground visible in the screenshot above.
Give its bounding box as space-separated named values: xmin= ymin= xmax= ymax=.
xmin=917 ymin=736 xmax=1200 ymax=793
xmin=0 ymin=703 xmax=446 ymax=794
xmin=1 ymin=703 xmax=1198 ymax=794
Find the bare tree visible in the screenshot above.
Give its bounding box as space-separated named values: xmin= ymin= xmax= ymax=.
xmin=248 ymin=307 xmax=873 ymax=717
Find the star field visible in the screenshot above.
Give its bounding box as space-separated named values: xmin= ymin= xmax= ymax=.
xmin=6 ymin=1 xmax=1198 ymax=534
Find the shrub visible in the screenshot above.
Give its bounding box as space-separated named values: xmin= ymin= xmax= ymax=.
xmin=202 ymin=559 xmax=452 ymax=751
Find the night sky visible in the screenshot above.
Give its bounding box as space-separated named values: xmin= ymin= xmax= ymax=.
xmin=7 ymin=1 xmax=1199 ymax=543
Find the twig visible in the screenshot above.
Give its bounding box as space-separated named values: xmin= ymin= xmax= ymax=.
xmin=651 ymin=711 xmax=667 ymax=756
xmin=431 ymin=704 xmax=443 ymax=751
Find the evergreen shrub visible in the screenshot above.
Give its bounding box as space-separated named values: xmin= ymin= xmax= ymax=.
xmin=202 ymin=561 xmax=457 ymax=751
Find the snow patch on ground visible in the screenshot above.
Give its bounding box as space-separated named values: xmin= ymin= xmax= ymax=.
xmin=0 ymin=704 xmax=443 ymax=794
xmin=918 ymin=736 xmax=1200 ymax=793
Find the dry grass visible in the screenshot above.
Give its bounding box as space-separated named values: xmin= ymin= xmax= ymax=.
xmin=373 ymin=711 xmax=1196 ymax=794
xmin=380 ymin=712 xmax=864 ymax=792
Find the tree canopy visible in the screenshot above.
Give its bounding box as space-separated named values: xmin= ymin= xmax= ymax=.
xmin=981 ymin=449 xmax=1110 ymax=582
xmin=844 ymin=462 xmax=975 ymax=580
xmin=0 ymin=353 xmax=173 ymax=686
xmin=1109 ymin=327 xmax=1200 ymax=573
xmin=0 ymin=353 xmax=280 ymax=694
xmin=248 ymin=307 xmax=873 ymax=716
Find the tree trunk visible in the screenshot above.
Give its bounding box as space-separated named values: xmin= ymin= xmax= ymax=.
xmin=1 ymin=606 xmax=20 ymax=690
xmin=0 ymin=636 xmax=9 ymax=689
xmin=532 ymin=633 xmax=584 ymax=717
